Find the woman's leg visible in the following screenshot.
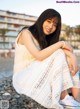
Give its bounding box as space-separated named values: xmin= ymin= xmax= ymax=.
xmin=56 ymin=50 xmax=80 ymax=107
xmin=50 ymin=49 xmax=73 ymax=102
xmin=71 ymin=88 xmax=80 ymax=102
xmin=59 ymin=70 xmax=80 ymax=107
xmin=60 ymin=90 xmax=68 ymax=100
xmin=71 ymin=71 xmax=80 ymax=102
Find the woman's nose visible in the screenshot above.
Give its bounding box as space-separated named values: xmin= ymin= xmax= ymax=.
xmin=49 ymin=23 xmax=53 ymax=28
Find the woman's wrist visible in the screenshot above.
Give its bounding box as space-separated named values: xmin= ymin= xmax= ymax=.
xmin=62 ymin=41 xmax=65 ymax=48
xmin=68 ymin=51 xmax=74 ymax=58
xmin=63 ymin=47 xmax=73 ymax=57
xmin=61 ymin=41 xmax=65 ymax=48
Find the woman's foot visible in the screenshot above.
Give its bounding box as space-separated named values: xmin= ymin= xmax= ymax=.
xmin=59 ymin=95 xmax=80 ymax=108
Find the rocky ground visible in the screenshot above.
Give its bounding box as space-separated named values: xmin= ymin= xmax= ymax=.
xmin=0 ymin=55 xmax=80 ymax=109
xmin=0 ymin=76 xmax=47 ymax=109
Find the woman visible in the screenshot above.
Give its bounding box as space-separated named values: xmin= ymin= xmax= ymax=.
xmin=12 ymin=9 xmax=80 ymax=109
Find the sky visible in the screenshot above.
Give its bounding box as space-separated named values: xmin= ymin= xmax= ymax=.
xmin=0 ymin=0 xmax=80 ymax=27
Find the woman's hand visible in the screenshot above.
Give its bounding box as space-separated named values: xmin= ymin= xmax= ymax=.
xmin=62 ymin=41 xmax=73 ymax=52
xmin=67 ymin=53 xmax=79 ymax=76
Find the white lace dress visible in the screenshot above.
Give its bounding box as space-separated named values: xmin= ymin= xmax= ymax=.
xmin=12 ymin=32 xmax=80 ymax=109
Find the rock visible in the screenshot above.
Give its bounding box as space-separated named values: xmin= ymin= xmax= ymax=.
xmin=0 ymin=77 xmax=46 ymax=109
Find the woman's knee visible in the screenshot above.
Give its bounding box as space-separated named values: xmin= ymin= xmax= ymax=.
xmin=55 ymin=49 xmax=66 ymax=57
xmin=53 ymin=49 xmax=67 ymax=64
xmin=44 ymin=49 xmax=66 ymax=63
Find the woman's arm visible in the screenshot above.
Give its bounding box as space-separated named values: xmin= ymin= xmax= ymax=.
xmin=18 ymin=30 xmax=69 ymax=61
xmin=21 ymin=30 xmax=64 ymax=61
xmin=19 ymin=30 xmax=73 ymax=61
xmin=63 ymin=49 xmax=78 ymax=76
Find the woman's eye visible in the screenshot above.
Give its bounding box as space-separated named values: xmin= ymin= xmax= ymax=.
xmin=53 ymin=24 xmax=57 ymax=27
xmin=46 ymin=20 xmax=57 ymax=27
xmin=47 ymin=20 xmax=51 ymax=23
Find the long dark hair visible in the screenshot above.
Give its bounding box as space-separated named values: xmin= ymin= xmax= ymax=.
xmin=22 ymin=9 xmax=61 ymax=49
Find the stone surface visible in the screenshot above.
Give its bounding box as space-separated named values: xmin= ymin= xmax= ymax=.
xmin=0 ymin=77 xmax=47 ymax=109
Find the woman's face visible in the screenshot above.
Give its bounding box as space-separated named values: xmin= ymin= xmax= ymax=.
xmin=42 ymin=17 xmax=58 ymax=35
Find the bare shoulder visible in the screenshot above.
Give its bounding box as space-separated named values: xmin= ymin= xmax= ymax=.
xmin=19 ymin=29 xmax=33 ymax=43
xmin=20 ymin=29 xmax=35 ymax=46
xmin=17 ymin=29 xmax=32 ymax=44
xmin=21 ymin=29 xmax=32 ymax=37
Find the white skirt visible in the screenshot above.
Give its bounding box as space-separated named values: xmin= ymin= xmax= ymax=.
xmin=12 ymin=49 xmax=80 ymax=109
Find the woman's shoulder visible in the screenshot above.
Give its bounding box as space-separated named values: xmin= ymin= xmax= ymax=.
xmin=20 ymin=28 xmax=32 ymax=35
xmin=16 ymin=28 xmax=32 ymax=45
xmin=20 ymin=28 xmax=39 ymax=48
